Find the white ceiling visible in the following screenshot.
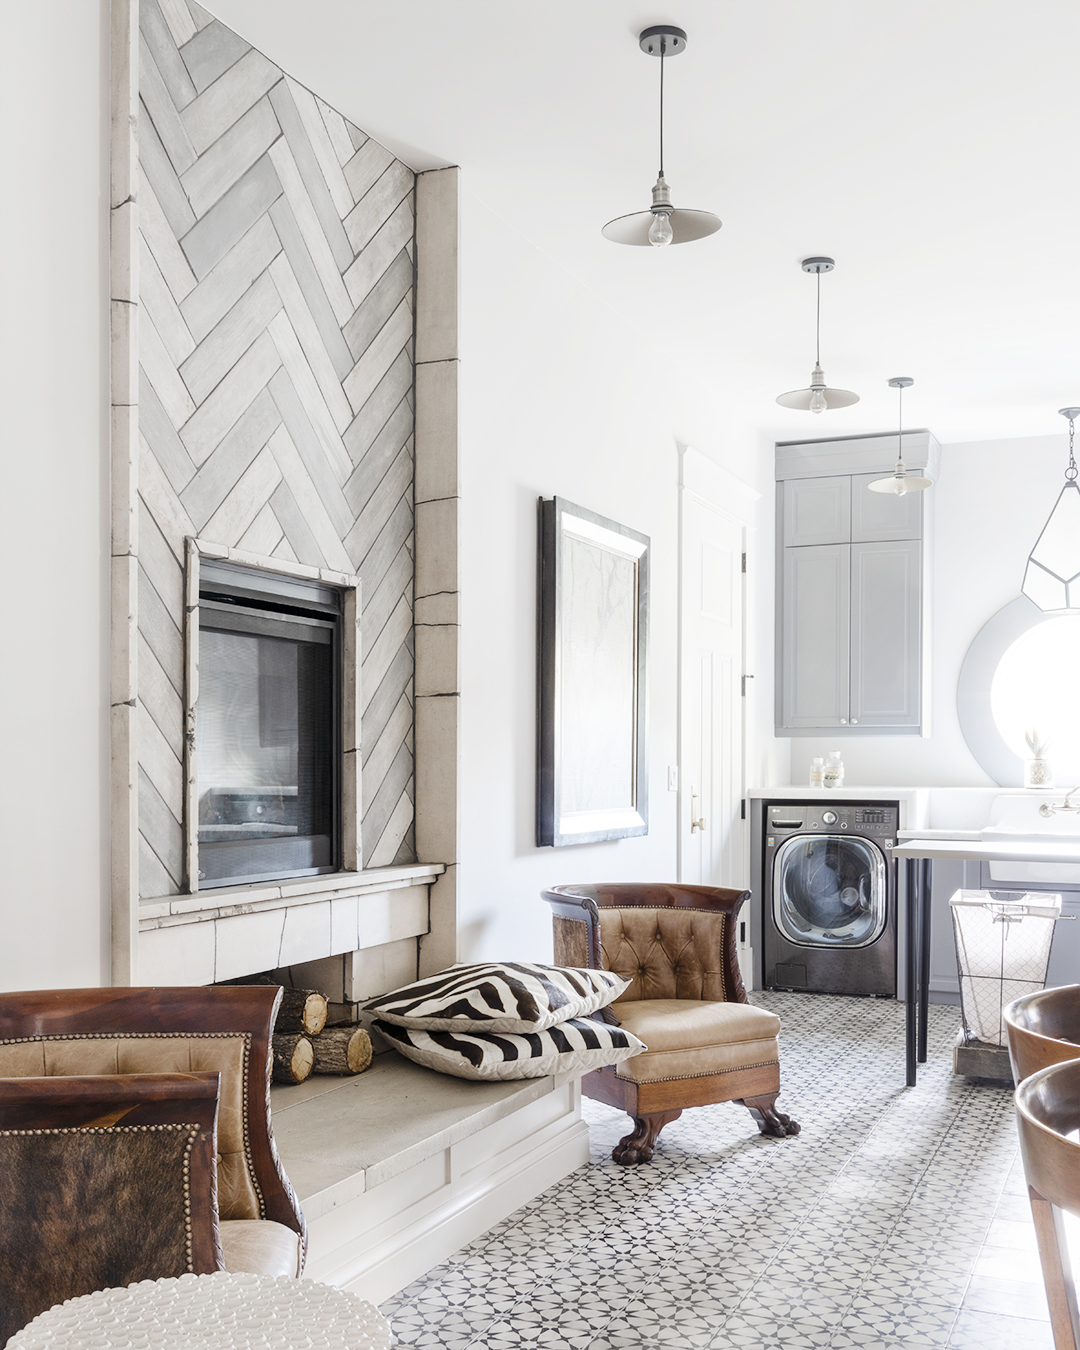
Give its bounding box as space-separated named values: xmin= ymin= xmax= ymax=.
xmin=211 ymin=0 xmax=1080 ymax=445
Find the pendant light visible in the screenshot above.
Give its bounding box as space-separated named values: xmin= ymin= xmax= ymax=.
xmin=1021 ymin=406 xmax=1080 ymax=611
xmin=602 ymin=26 xmax=722 ymax=247
xmin=776 ymin=258 xmax=859 ymax=412
xmin=868 ymin=377 xmax=933 ymax=495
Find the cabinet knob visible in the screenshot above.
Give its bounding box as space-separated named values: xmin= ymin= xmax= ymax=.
xmin=840 ymin=718 xmax=847 ymax=725
xmin=851 ymin=718 xmax=858 ymax=724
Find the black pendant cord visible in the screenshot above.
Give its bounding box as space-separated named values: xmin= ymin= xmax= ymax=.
xmin=658 ymin=45 xmax=666 ymax=177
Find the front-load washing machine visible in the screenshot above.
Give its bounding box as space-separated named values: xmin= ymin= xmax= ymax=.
xmin=763 ymin=800 xmax=897 ymax=998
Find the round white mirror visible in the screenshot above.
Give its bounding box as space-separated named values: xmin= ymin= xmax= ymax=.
xmin=958 ymin=596 xmax=1080 ymax=786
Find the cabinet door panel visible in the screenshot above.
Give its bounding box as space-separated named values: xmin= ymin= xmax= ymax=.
xmin=783 ymin=476 xmax=851 ymax=547
xmin=851 ymin=472 xmax=923 ymax=542
xmin=850 ymin=540 xmax=921 ymax=726
xmin=781 ymin=544 xmax=850 ymax=728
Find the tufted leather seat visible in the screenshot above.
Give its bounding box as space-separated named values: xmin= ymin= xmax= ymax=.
xmin=543 ymin=883 xmax=800 ymax=1163
xmin=612 ymin=1000 xmax=781 ymax=1083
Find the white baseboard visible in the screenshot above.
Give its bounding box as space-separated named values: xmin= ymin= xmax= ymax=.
xmin=303 ymin=1079 xmax=588 ymax=1305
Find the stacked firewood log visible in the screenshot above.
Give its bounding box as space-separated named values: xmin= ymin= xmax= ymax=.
xmin=226 ymin=976 xmax=372 ymax=1085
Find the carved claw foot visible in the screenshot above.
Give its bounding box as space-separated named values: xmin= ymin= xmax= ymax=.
xmin=737 ymin=1093 xmax=801 ymax=1139
xmin=611 ymin=1109 xmax=683 ymax=1165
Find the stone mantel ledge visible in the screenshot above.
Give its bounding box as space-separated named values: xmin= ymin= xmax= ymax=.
xmin=138 ymin=864 xmax=446 ymax=931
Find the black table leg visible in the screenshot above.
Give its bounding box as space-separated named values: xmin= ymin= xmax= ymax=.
xmin=918 ymin=857 xmax=932 ymax=1063
xmin=905 ymin=857 xmax=918 ymax=1087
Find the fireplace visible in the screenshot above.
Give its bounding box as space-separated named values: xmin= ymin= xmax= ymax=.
xmin=195 ymin=562 xmax=341 ymax=888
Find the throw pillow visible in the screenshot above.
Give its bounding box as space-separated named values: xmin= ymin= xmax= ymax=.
xmin=361 ymin=962 xmax=630 ymax=1034
xmin=374 ymin=1017 xmax=646 ymax=1082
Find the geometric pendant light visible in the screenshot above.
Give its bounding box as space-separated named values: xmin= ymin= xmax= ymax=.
xmin=602 ymin=26 xmax=722 ymax=247
xmin=776 ymin=258 xmax=860 ymax=412
xmin=1022 ymin=406 xmax=1080 ymax=611
xmin=868 ymin=377 xmax=933 ymax=495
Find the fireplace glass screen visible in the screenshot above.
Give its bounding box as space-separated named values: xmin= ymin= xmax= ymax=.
xmin=196 ymin=564 xmax=340 ymax=887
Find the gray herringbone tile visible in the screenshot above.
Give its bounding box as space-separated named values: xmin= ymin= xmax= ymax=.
xmin=135 ymin=0 xmax=417 ymax=895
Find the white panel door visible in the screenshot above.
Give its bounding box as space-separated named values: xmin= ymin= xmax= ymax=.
xmin=680 ymin=495 xmax=745 ymax=888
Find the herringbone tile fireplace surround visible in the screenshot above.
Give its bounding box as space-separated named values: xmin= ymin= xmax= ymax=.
xmin=110 ymin=0 xmax=460 ymax=987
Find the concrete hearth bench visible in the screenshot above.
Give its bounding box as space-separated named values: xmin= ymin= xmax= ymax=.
xmin=271 ymin=1054 xmax=589 ymax=1304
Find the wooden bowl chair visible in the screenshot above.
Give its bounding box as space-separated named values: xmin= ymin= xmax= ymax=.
xmin=1005 ymin=984 xmax=1080 ymax=1083
xmin=1014 ymin=1059 xmax=1080 ymax=1350
xmin=542 ymin=883 xmax=800 ymax=1164
xmin=0 ymin=986 xmax=305 ymax=1340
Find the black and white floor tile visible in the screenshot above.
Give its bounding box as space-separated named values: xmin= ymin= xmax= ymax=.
xmin=379 ymin=993 xmax=1064 ymax=1349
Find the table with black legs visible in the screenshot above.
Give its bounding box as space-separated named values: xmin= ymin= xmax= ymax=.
xmin=893 ymin=835 xmax=1080 ymax=1087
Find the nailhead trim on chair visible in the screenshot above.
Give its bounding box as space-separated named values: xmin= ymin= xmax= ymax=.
xmin=1 ymin=1122 xmax=198 ymax=1269
xmin=621 ymin=1059 xmax=779 ymax=1085
xmin=1 ymin=1031 xmax=262 ymax=1220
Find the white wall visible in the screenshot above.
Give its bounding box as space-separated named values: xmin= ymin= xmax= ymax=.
xmin=787 ymin=434 xmax=1069 ymax=789
xmin=0 ymin=2 xmax=111 ymax=989
xmin=456 ymin=195 xmax=777 ymax=963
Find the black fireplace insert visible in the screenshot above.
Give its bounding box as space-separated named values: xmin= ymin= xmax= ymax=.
xmin=195 ymin=562 xmax=341 ymax=888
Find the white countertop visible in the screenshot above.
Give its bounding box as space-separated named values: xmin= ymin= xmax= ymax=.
xmin=894 ymin=836 xmax=1080 ymax=863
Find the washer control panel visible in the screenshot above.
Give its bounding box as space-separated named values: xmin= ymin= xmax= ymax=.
xmin=765 ymin=801 xmax=898 ymax=848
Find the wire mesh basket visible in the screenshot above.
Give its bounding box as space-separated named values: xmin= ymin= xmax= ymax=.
xmin=949 ymin=889 xmax=1062 ymax=1047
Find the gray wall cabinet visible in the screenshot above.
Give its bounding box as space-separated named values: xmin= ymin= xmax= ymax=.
xmin=776 ymin=432 xmax=938 ymax=736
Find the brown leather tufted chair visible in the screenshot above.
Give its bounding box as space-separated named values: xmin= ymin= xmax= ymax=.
xmin=543 ymin=883 xmax=800 ymax=1164
xmin=0 ymin=984 xmax=305 ymax=1336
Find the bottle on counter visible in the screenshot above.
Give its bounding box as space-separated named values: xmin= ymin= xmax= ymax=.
xmin=809 ymin=757 xmax=825 ymax=788
xmin=823 ymin=750 xmax=844 ymax=789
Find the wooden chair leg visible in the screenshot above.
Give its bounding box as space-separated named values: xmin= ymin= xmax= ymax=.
xmin=737 ymin=1092 xmax=801 ymax=1139
xmin=1029 ymin=1187 xmax=1080 ymax=1350
xmin=612 ymin=1110 xmax=682 ymax=1166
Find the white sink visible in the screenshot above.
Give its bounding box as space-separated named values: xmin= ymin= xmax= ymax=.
xmin=980 ymin=793 xmax=1080 ymax=883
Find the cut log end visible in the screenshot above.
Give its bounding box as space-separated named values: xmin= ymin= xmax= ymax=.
xmin=312 ymin=1026 xmax=373 ymax=1076
xmin=275 ymin=988 xmax=329 ymax=1037
xmin=272 ymin=1033 xmax=314 ymax=1084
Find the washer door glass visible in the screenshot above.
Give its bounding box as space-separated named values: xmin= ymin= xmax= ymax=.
xmin=773 ymin=834 xmax=887 ymax=949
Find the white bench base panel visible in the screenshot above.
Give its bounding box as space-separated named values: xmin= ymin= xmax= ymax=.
xmin=302 ymin=1079 xmax=587 ymax=1304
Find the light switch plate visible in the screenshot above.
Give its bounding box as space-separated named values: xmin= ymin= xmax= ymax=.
xmin=667 ymin=766 xmax=679 ymax=791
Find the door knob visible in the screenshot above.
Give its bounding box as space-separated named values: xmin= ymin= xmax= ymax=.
xmin=691 ymin=787 xmax=706 ymax=833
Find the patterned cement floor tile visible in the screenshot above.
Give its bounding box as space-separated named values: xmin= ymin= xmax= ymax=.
xmin=381 ymin=993 xmax=1049 ymax=1350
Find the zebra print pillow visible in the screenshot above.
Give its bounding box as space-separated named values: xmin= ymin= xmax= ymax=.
xmin=361 ymin=963 xmax=630 ymax=1034
xmin=374 ymin=1017 xmax=646 ymax=1082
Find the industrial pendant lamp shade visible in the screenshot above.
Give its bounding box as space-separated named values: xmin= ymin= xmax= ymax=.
xmin=1022 ymin=407 xmax=1080 ymax=611
xmin=776 ymin=259 xmax=859 ymax=412
xmin=602 ymin=26 xmax=721 ymax=248
xmin=868 ymin=378 xmax=933 ymax=495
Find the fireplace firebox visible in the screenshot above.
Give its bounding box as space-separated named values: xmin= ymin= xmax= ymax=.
xmin=195 ymin=562 xmax=341 ymax=888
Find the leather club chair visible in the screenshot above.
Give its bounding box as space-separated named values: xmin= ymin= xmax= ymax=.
xmin=1005 ymin=983 xmax=1080 ymax=1083
xmin=542 ymin=883 xmax=800 ymax=1164
xmin=0 ymin=985 xmax=305 ymax=1339
xmin=1014 ymin=1059 xmax=1080 ymax=1350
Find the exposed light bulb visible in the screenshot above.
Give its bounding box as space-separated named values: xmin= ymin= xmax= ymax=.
xmin=648 ymin=212 xmax=673 ymax=247
xmin=808 ymin=388 xmax=827 ymax=414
